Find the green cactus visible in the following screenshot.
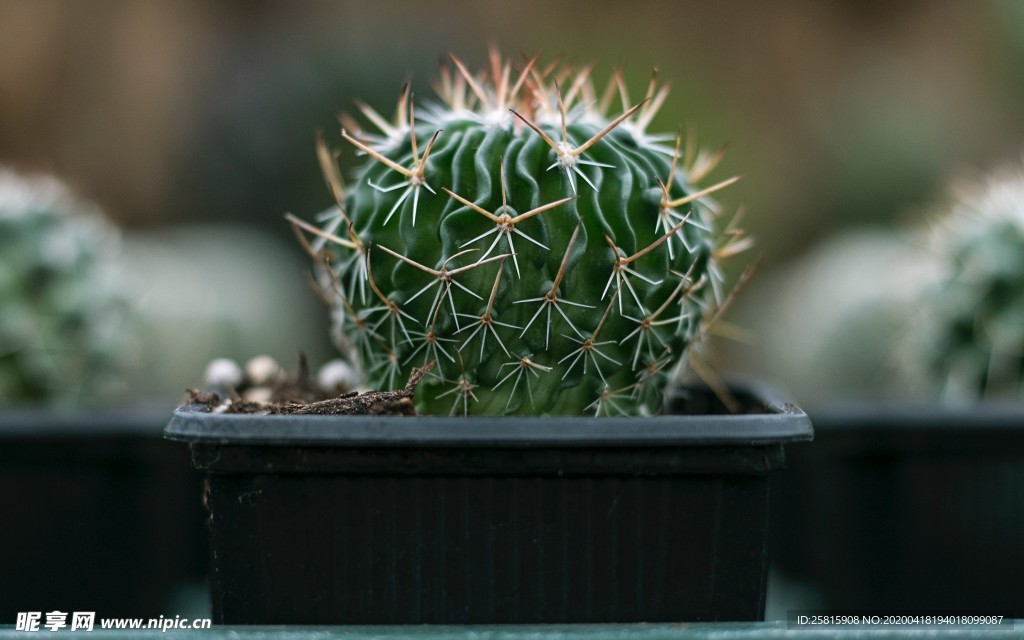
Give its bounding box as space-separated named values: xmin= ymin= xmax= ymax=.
xmin=915 ymin=165 xmax=1024 ymax=400
xmin=0 ymin=169 xmax=131 ymax=406
xmin=292 ymin=52 xmax=748 ymax=416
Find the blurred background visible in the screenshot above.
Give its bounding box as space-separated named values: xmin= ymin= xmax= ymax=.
xmin=5 ymin=0 xmax=1024 ymax=623
xmin=3 ymin=0 xmax=1024 ymax=403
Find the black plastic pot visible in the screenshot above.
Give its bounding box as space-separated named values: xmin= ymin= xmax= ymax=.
xmin=166 ymin=382 xmax=811 ymax=624
xmin=0 ymin=409 xmax=208 ymax=619
xmin=772 ymin=402 xmax=1024 ymax=616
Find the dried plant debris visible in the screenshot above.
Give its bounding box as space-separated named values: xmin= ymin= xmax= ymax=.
xmin=184 ymin=357 xmax=429 ymax=416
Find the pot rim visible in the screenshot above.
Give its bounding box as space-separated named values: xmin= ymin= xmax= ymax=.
xmin=164 ymin=378 xmax=813 ymax=447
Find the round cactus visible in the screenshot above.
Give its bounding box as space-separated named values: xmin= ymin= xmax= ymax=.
xmin=912 ymin=164 xmax=1024 ymax=400
xmin=292 ymin=52 xmax=749 ymax=416
xmin=0 ymin=169 xmax=132 ymax=406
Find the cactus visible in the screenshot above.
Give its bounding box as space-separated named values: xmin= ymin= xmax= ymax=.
xmin=292 ymin=52 xmax=749 ymax=416
xmin=0 ymin=169 xmax=131 ymax=406
xmin=913 ymin=164 xmax=1024 ymax=400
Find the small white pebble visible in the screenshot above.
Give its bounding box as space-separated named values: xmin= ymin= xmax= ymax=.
xmin=245 ymin=355 xmax=280 ymax=386
xmin=318 ymin=359 xmax=360 ymax=393
xmin=243 ymin=387 xmax=274 ymax=404
xmin=204 ymin=358 xmax=243 ymax=388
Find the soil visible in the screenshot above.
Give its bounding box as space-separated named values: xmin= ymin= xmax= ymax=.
xmin=184 ymin=360 xmax=431 ymax=417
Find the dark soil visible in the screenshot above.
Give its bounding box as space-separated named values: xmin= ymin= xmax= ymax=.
xmin=184 ymin=362 xmax=431 ymax=416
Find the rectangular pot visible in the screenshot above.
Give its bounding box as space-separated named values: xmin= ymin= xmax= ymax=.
xmin=0 ymin=408 xmax=208 ymax=619
xmin=165 ymin=381 xmax=812 ymax=624
xmin=772 ymin=402 xmax=1024 ymax=616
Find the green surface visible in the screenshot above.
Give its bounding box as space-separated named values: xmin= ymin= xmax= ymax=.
xmin=2 ymin=623 xmax=1022 ymax=639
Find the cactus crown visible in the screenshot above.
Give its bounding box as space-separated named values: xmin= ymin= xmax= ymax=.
xmin=292 ymin=51 xmax=750 ymax=416
xmin=914 ymin=165 xmax=1024 ymax=400
xmin=0 ymin=169 xmax=131 ymax=406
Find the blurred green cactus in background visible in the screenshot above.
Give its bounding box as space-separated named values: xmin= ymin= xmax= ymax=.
xmin=0 ymin=169 xmax=132 ymax=406
xmin=291 ymin=51 xmax=750 ymax=416
xmin=914 ymin=164 xmax=1024 ymax=401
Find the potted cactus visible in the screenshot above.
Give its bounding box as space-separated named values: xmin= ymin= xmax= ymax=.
xmin=771 ymin=163 xmax=1024 ymax=616
xmin=909 ymin=167 xmax=1024 ymax=401
xmin=0 ymin=170 xmax=129 ymax=405
xmin=0 ymin=169 xmax=206 ymax=617
xmin=166 ymin=52 xmax=811 ymax=624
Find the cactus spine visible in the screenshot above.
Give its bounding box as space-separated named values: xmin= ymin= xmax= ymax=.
xmin=293 ymin=52 xmax=748 ymax=416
